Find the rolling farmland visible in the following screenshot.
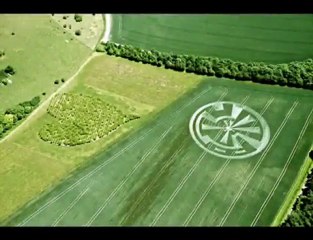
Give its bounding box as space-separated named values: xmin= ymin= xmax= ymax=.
xmin=110 ymin=14 xmax=313 ymax=63
xmin=0 ymin=54 xmax=202 ymax=222
xmin=1 ymin=14 xmax=313 ymax=227
xmin=7 ymin=78 xmax=313 ymax=226
xmin=0 ymin=14 xmax=91 ymax=111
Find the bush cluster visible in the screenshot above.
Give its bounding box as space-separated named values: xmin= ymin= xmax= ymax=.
xmin=0 ymin=96 xmax=40 ymax=138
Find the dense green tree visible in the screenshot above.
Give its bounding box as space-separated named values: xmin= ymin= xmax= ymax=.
xmin=4 ymin=65 xmax=15 ymax=75
xmin=74 ymin=14 xmax=83 ymax=22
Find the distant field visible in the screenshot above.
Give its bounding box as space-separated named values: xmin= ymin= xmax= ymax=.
xmin=0 ymin=14 xmax=91 ymax=112
xmin=6 ymin=76 xmax=313 ymax=226
xmin=0 ymin=55 xmax=202 ymax=222
xmin=110 ymin=14 xmax=313 ymax=63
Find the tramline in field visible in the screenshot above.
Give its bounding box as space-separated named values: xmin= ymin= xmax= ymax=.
xmin=8 ymin=78 xmax=313 ymax=226
xmin=1 ymin=14 xmax=313 ymax=227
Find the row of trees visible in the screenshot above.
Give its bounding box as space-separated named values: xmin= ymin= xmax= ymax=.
xmin=0 ymin=96 xmax=40 ymax=138
xmin=96 ymin=42 xmax=313 ymax=90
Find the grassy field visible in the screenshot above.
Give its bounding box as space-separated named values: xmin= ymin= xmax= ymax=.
xmin=51 ymin=14 xmax=104 ymax=50
xmin=0 ymin=14 xmax=91 ymax=112
xmin=0 ymin=54 xmax=202 ymax=222
xmin=110 ymin=14 xmax=313 ymax=63
xmin=5 ymin=75 xmax=313 ymax=226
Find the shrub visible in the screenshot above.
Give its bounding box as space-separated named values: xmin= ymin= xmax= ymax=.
xmin=4 ymin=65 xmax=15 ymax=75
xmin=75 ymin=30 xmax=81 ymax=36
xmin=0 ymin=96 xmax=41 ymax=139
xmin=30 ymin=96 xmax=41 ymax=107
xmin=63 ymin=24 xmax=67 ymax=28
xmin=0 ymin=50 xmax=5 ymax=57
xmin=95 ymin=44 xmax=105 ymax=52
xmin=1 ymin=79 xmax=8 ymax=85
xmin=42 ymin=92 xmax=46 ymax=96
xmin=11 ymin=32 xmax=15 ymax=36
xmin=74 ymin=14 xmax=83 ymax=22
xmin=61 ymin=78 xmax=65 ymax=83
xmin=54 ymin=80 xmax=59 ymax=84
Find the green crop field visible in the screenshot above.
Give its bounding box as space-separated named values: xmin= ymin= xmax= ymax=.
xmin=0 ymin=14 xmax=91 ymax=111
xmin=6 ymin=77 xmax=313 ymax=226
xmin=0 ymin=54 xmax=202 ymax=222
xmin=110 ymin=14 xmax=313 ymax=63
xmin=1 ymin=14 xmax=313 ymax=227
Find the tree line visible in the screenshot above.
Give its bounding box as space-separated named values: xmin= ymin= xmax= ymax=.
xmin=282 ymin=166 xmax=313 ymax=227
xmin=96 ymin=42 xmax=313 ymax=90
xmin=0 ymin=96 xmax=40 ymax=138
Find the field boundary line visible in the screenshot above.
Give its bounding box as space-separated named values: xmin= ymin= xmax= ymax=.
xmin=17 ymin=86 xmax=212 ymax=226
xmin=12 ymin=142 xmax=59 ymax=163
xmin=218 ymin=100 xmax=299 ymax=226
xmin=0 ymin=52 xmax=98 ymax=146
xmin=52 ymin=185 xmax=90 ymax=227
xmin=183 ymin=95 xmax=268 ymax=226
xmin=149 ymin=90 xmax=230 ymax=226
xmin=251 ymin=108 xmax=313 ymax=226
xmin=101 ymin=14 xmax=112 ymax=43
xmin=271 ymin=150 xmax=313 ymax=226
xmin=173 ymin=86 xmax=213 ymax=114
xmin=85 ymin=127 xmax=173 ymax=226
xmin=119 ymin=144 xmax=185 ymax=225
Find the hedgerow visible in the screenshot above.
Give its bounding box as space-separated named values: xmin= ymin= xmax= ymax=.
xmin=0 ymin=96 xmax=40 ymax=138
xmin=282 ymin=166 xmax=313 ymax=227
xmin=39 ymin=93 xmax=139 ymax=146
xmin=96 ymin=42 xmax=313 ymax=90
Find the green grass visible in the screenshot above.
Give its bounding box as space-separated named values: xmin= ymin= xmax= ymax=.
xmin=0 ymin=14 xmax=91 ymax=112
xmin=51 ymin=14 xmax=104 ymax=50
xmin=5 ymin=75 xmax=313 ymax=226
xmin=111 ymin=14 xmax=313 ymax=63
xmin=0 ymin=54 xmax=202 ymax=222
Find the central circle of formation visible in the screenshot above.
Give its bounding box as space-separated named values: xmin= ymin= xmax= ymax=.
xmin=189 ymin=101 xmax=270 ymax=159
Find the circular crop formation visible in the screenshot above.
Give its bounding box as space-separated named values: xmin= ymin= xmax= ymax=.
xmin=39 ymin=93 xmax=139 ymax=146
xmin=189 ymin=101 xmax=270 ymax=159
